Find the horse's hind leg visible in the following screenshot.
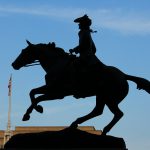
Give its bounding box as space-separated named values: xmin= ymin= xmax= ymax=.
xmin=102 ymin=101 xmax=124 ymax=135
xmin=70 ymin=95 xmax=105 ymax=128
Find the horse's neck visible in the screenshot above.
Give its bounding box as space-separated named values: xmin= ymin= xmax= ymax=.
xmin=39 ymin=55 xmax=57 ymax=73
xmin=38 ymin=48 xmax=69 ymax=73
xmin=40 ymin=60 xmax=52 ymax=73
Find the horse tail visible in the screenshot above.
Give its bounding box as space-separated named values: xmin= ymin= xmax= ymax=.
xmin=125 ymin=74 xmax=150 ymax=94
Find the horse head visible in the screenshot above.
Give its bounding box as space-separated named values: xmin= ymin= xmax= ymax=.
xmin=12 ymin=40 xmax=37 ymax=70
xmin=12 ymin=40 xmax=68 ymax=72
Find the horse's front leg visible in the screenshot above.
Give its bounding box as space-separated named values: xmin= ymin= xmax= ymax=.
xmin=22 ymin=94 xmax=52 ymax=121
xmin=29 ymin=85 xmax=48 ymax=113
xmin=23 ymin=85 xmax=65 ymax=121
xmin=22 ymin=104 xmax=35 ymax=121
xmin=23 ymin=85 xmax=48 ymax=121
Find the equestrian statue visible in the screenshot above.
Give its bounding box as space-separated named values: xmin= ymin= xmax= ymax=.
xmin=12 ymin=15 xmax=150 ymax=135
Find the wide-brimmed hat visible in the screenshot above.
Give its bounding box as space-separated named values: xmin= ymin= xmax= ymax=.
xmin=74 ymin=14 xmax=92 ymax=26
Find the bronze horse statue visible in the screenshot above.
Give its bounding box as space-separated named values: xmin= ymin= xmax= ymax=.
xmin=12 ymin=40 xmax=150 ymax=135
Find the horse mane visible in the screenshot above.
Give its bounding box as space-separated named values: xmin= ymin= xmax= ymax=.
xmin=36 ymin=43 xmax=69 ymax=58
xmin=55 ymin=47 xmax=68 ymax=57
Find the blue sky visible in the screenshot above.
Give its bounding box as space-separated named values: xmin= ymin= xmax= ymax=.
xmin=0 ymin=0 xmax=150 ymax=149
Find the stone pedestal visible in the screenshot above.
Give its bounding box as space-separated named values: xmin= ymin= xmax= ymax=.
xmin=4 ymin=128 xmax=127 ymax=149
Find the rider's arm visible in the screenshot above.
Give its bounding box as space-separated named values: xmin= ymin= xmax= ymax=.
xmin=69 ymin=46 xmax=79 ymax=54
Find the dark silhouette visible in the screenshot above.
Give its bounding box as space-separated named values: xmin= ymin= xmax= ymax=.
xmin=12 ymin=40 xmax=150 ymax=135
xmin=4 ymin=128 xmax=126 ymax=149
xmin=69 ymin=15 xmax=99 ymax=69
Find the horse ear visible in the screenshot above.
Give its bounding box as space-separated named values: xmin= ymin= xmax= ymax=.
xmin=51 ymin=42 xmax=56 ymax=48
xmin=26 ymin=40 xmax=32 ymax=46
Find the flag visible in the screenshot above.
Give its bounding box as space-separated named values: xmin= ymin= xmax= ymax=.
xmin=8 ymin=74 xmax=12 ymax=96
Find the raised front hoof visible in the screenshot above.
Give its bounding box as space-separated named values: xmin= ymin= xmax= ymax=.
xmin=22 ymin=114 xmax=30 ymax=121
xmin=35 ymin=105 xmax=43 ymax=113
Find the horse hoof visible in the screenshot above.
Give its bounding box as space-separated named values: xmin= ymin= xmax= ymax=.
xmin=22 ymin=114 xmax=30 ymax=121
xmin=101 ymin=132 xmax=107 ymax=136
xmin=35 ymin=105 xmax=43 ymax=113
xmin=69 ymin=122 xmax=78 ymax=129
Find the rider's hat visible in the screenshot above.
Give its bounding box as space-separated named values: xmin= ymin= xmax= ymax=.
xmin=74 ymin=14 xmax=92 ymax=26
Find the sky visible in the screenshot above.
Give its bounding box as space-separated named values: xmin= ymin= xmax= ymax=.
xmin=0 ymin=0 xmax=150 ymax=149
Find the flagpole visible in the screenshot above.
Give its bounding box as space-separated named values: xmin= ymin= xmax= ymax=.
xmin=7 ymin=74 xmax=12 ymax=132
xmin=7 ymin=87 xmax=11 ymax=132
xmin=4 ymin=74 xmax=12 ymax=146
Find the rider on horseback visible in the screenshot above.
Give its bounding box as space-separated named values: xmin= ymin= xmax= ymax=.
xmin=68 ymin=14 xmax=104 ymax=98
xmin=69 ymin=14 xmax=100 ymax=70
xmin=46 ymin=15 xmax=102 ymax=89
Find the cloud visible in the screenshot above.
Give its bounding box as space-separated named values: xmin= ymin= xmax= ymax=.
xmin=0 ymin=5 xmax=150 ymax=35
xmin=0 ymin=5 xmax=84 ymax=18
xmin=92 ymin=9 xmax=150 ymax=35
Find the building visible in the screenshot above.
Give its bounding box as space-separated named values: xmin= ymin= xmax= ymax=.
xmin=0 ymin=130 xmax=4 ymax=149
xmin=0 ymin=126 xmax=102 ymax=148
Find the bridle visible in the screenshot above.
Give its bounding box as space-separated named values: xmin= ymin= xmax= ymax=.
xmin=24 ymin=60 xmax=40 ymax=67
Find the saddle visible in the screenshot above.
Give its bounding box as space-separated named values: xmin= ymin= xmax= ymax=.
xmin=45 ymin=55 xmax=105 ymax=98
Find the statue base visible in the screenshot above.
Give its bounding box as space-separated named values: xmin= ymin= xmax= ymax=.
xmin=4 ymin=127 xmax=127 ymax=149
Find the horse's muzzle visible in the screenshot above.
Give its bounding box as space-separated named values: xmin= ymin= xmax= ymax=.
xmin=12 ymin=63 xmax=20 ymax=70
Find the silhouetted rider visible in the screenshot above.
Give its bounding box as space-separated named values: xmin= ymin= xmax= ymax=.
xmin=69 ymin=14 xmax=100 ymax=69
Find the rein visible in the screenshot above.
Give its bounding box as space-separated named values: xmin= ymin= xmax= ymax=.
xmin=24 ymin=60 xmax=40 ymax=67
